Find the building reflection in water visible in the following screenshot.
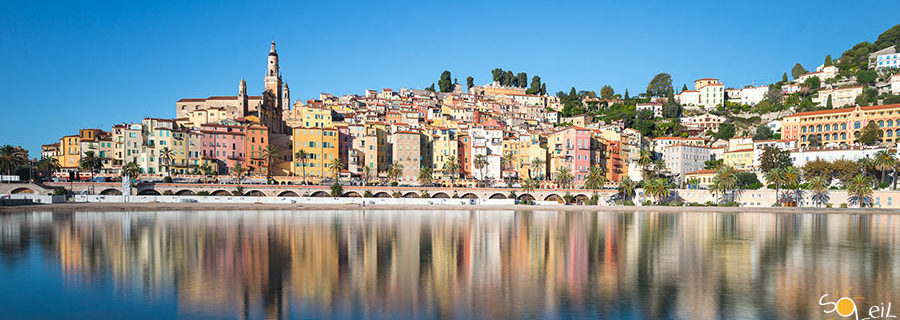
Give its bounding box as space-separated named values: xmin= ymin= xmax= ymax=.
xmin=0 ymin=210 xmax=898 ymax=319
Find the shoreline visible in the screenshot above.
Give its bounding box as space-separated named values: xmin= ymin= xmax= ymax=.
xmin=3 ymin=202 xmax=900 ymax=214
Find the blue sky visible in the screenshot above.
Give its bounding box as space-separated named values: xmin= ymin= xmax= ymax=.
xmin=1 ymin=0 xmax=898 ymax=155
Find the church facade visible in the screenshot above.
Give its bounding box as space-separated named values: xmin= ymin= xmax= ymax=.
xmin=175 ymin=41 xmax=290 ymax=134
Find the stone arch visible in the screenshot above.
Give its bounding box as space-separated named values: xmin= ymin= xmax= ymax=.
xmin=574 ymin=194 xmax=589 ymax=204
xmin=175 ymin=190 xmax=195 ymax=196
xmin=310 ymin=191 xmax=330 ymax=197
xmin=137 ymin=189 xmax=161 ymax=195
xmin=544 ymin=194 xmax=562 ymax=202
xmin=517 ymin=193 xmax=535 ymax=201
xmin=461 ymin=193 xmax=479 ymax=199
xmin=488 ymin=193 xmax=507 ymax=199
xmin=10 ymin=187 xmax=35 ymax=194
xmin=244 ymin=190 xmax=266 ymax=197
xmin=432 ymin=192 xmax=450 ymax=198
xmin=278 ymin=190 xmax=299 ymax=197
xmin=344 ymin=191 xmax=362 ymax=197
xmin=99 ymin=188 xmax=121 ymax=195
xmin=373 ymin=191 xmax=391 ymax=198
xmin=211 ymin=190 xmax=231 ymax=196
xmin=402 ymin=192 xmax=419 ymax=198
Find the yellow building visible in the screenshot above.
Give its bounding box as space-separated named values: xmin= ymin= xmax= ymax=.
xmin=782 ymin=103 xmax=900 ymax=147
xmin=723 ymin=148 xmax=754 ymax=170
xmin=59 ymin=135 xmax=81 ymax=169
xmin=292 ymin=127 xmax=339 ymax=179
xmin=286 ymin=105 xmax=332 ymax=128
xmin=423 ymin=126 xmax=458 ymax=181
xmin=685 ymin=169 xmax=717 ymax=188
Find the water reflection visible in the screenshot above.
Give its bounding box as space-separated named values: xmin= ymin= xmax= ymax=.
xmin=0 ymin=210 xmax=898 ymax=319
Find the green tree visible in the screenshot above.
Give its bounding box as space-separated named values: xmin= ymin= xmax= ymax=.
xmin=857 ymin=122 xmax=883 ymax=145
xmin=600 ymin=85 xmax=615 ymax=99
xmin=231 ymin=162 xmax=247 ymax=195
xmin=540 ymin=83 xmax=546 ymax=95
xmin=0 ymin=145 xmax=28 ymax=176
xmin=522 ymin=178 xmax=538 ymax=194
xmin=443 ymin=155 xmax=461 ymax=186
xmin=387 ymin=163 xmax=403 ymax=181
xmin=711 ymin=165 xmax=739 ymax=204
xmin=801 ymin=159 xmax=834 ymax=183
xmin=295 ymin=150 xmax=309 ymax=184
xmin=516 ymin=72 xmax=528 ymax=88
xmin=874 ymin=150 xmax=896 ymax=184
xmin=438 ymin=70 xmax=452 ymax=92
xmin=782 ymin=72 xmax=788 ymax=83
xmin=716 ymin=123 xmax=736 ymax=140
xmin=826 ymin=95 xmax=833 ymax=108
xmin=803 ymin=76 xmax=820 ymax=90
xmin=160 ymin=147 xmax=175 ymax=177
xmin=624 ymin=89 xmax=629 ymax=100
xmin=824 ymin=54 xmax=833 ymax=66
xmin=261 ymin=144 xmax=279 ymax=180
xmin=758 ymin=146 xmax=792 ymax=172
xmin=754 ymin=126 xmax=774 ymax=140
xmin=791 ymin=63 xmax=808 ymax=79
xmin=681 ymin=84 xmax=688 ymax=92
xmin=833 ymin=159 xmax=860 ymax=186
xmin=36 ymin=156 xmax=60 ymax=181
xmin=425 ymin=83 xmax=435 ymax=92
xmin=492 ymin=68 xmax=503 ymax=83
xmin=662 ymin=96 xmax=682 ymax=118
xmin=418 ymin=167 xmax=433 ymax=186
xmin=584 ymin=166 xmax=606 ymax=190
xmin=530 ymin=157 xmax=545 ymax=180
xmin=504 ymin=70 xmax=514 ymax=86
xmin=330 ymin=158 xmax=343 ymax=182
xmin=856 ymin=70 xmax=877 ymax=84
xmin=330 ymin=182 xmax=343 ymax=197
xmin=646 ymin=73 xmax=673 ymax=97
xmin=530 ymin=76 xmax=541 ymax=93
xmin=466 ymin=76 xmax=474 ymax=89
xmin=473 ymin=154 xmax=487 ymax=186
xmin=123 ymin=160 xmax=141 ymax=180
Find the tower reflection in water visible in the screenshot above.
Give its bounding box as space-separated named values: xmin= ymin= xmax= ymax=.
xmin=0 ymin=210 xmax=897 ymax=319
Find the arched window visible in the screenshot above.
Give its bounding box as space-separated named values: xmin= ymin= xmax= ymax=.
xmin=842 ymin=123 xmax=848 ymax=130
xmin=854 ymin=121 xmax=861 ymax=129
xmin=889 ymin=120 xmax=894 ymax=127
xmin=841 ymin=133 xmax=847 ymax=140
xmin=816 ymin=125 xmax=822 ymax=132
xmin=879 ymin=120 xmax=885 ymax=127
xmin=832 ymin=133 xmax=838 ymax=141
xmin=888 ymin=130 xmax=894 ymax=138
xmin=824 ymin=124 xmax=831 ymax=131
xmin=802 ymin=135 xmax=807 ymax=142
xmin=802 ymin=126 xmax=807 ymax=133
xmin=824 ymin=134 xmax=830 ymax=141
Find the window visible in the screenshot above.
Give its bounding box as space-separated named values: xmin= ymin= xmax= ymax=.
xmin=854 ymin=121 xmax=861 ymax=129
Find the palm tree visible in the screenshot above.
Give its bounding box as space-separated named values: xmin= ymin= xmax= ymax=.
xmin=36 ymin=156 xmax=60 ymax=181
xmin=232 ymin=162 xmax=247 ymax=193
xmin=652 ymin=158 xmax=667 ymax=178
xmin=847 ymin=174 xmax=874 ymax=208
xmin=159 ymin=147 xmax=175 ymax=177
xmin=123 ymin=160 xmax=141 ymax=181
xmin=294 ymin=150 xmax=309 ymax=185
xmin=0 ymin=145 xmax=27 ymax=176
xmin=330 ymin=158 xmax=343 ymax=183
xmin=79 ymin=151 xmax=103 ymax=194
xmin=522 ymin=178 xmax=538 ymax=194
xmin=444 ymin=155 xmax=461 ymax=187
xmin=555 ymin=166 xmax=574 ymax=189
xmin=858 ymin=157 xmax=876 ymax=178
xmin=686 ymin=177 xmax=700 ymax=189
xmin=765 ymin=167 xmax=786 ymax=205
xmin=644 ymin=178 xmax=670 ymax=204
xmin=618 ymin=177 xmax=636 ymax=202
xmin=874 ymin=150 xmax=896 ymax=186
xmin=808 ymin=176 xmax=830 ymax=208
xmin=584 ymin=165 xmax=606 ymax=190
xmin=637 ymin=150 xmax=653 ymax=181
xmin=501 ymin=151 xmax=515 ymax=185
xmin=530 ymin=157 xmax=544 ymax=181
xmin=261 ymin=144 xmax=279 ymax=180
xmin=198 ymin=163 xmax=214 ymax=177
xmin=418 ymin=167 xmax=433 ymax=186
xmin=782 ymin=166 xmax=801 ymax=206
xmin=711 ymin=165 xmax=738 ymax=204
xmin=473 ymin=154 xmax=487 ymax=187
xmin=387 ymin=163 xmax=403 ymax=182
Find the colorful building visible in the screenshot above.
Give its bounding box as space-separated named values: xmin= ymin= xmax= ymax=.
xmin=782 ymin=103 xmax=900 ymax=147
xmin=292 ymin=127 xmax=339 ymax=180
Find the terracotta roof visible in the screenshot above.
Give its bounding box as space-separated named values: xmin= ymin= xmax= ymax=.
xmin=785 ymin=103 xmax=900 ymax=118
xmin=686 ymin=169 xmax=716 ymax=175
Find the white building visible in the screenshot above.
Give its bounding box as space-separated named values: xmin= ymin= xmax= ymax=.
xmin=662 ymin=144 xmax=714 ymax=184
xmin=875 ymin=52 xmax=900 ymax=71
xmin=469 ymin=127 xmax=503 ymax=182
xmin=752 ymin=139 xmax=797 ymax=169
xmin=635 ymin=103 xmax=663 ymax=118
xmin=651 ymin=137 xmax=707 ymax=154
xmin=789 ymin=145 xmax=895 ymax=168
xmin=675 ymin=90 xmax=700 ymax=107
xmin=814 ymin=85 xmax=864 ymax=107
xmin=740 ymin=86 xmax=769 ymax=106
xmin=891 ymin=73 xmax=900 ymax=95
xmin=680 ymin=113 xmax=726 ymax=132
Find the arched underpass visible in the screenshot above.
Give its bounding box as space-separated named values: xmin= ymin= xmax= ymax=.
xmin=277 ymin=191 xmax=299 ymax=197
xmin=461 ymin=193 xmax=479 ymax=199
xmin=344 ymin=191 xmax=362 ymax=197
xmin=175 ymin=190 xmax=194 ymax=196
xmin=488 ymin=193 xmax=506 ymax=199
xmin=310 ymin=191 xmax=330 ymax=197
xmin=403 ymin=192 xmax=419 ymax=198
xmin=137 ymin=189 xmax=161 ymax=196
xmin=432 ymin=192 xmax=450 ymax=198
xmin=10 ymin=188 xmax=34 ymax=194
xmin=100 ymin=188 xmax=122 ymax=195
xmin=211 ymin=190 xmax=231 ymax=196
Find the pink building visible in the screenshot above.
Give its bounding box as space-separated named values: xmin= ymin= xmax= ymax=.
xmin=550 ymin=127 xmax=592 ymax=185
xmin=200 ymin=124 xmax=246 ymax=174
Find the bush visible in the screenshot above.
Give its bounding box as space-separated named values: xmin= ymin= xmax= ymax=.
xmin=421 ymin=190 xmax=431 ymax=198
xmin=642 ymin=200 xmax=653 ymax=206
xmin=563 ymin=192 xmax=574 ymax=204
xmin=392 ymin=191 xmax=403 ymax=198
xmin=745 ymin=182 xmax=763 ymax=190
xmin=391 ymin=181 xmax=399 ymax=187
xmin=163 ymin=176 xmax=173 ymax=183
xmin=622 ymin=200 xmax=635 ymax=206
xmin=163 ymin=190 xmax=174 ymax=195
xmin=720 ymin=202 xmax=740 ymax=207
xmin=840 ymin=203 xmax=848 ymax=208
xmin=508 ymin=191 xmax=517 ymax=199
xmin=363 ymin=190 xmax=373 ymax=198
xmin=53 ymin=188 xmax=67 ymax=196
xmin=196 ymin=191 xmax=210 ymax=196
xmin=878 ymin=182 xmax=890 ymax=189
xmin=826 ymin=203 xmax=833 ymax=208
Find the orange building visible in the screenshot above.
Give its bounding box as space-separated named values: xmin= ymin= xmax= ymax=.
xmin=782 ymin=104 xmax=900 ymax=147
xmin=244 ymin=124 xmax=269 ymax=175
